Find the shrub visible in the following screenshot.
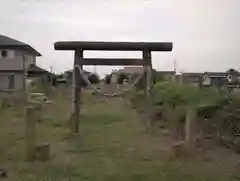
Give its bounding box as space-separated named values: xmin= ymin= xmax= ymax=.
xmin=135 ymin=76 xmax=144 ymax=90
xmin=133 ymin=69 xmax=164 ymax=90
xmin=88 ymin=73 xmax=100 ymax=84
xmin=105 ymin=74 xmax=112 ymax=84
xmin=117 ymin=73 xmax=128 ymax=84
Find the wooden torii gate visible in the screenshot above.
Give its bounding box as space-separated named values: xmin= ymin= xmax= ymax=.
xmin=54 ymin=41 xmax=173 ymax=134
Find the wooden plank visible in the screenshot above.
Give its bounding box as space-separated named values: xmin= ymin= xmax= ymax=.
xmin=81 ymin=58 xmax=144 ymax=66
xmin=54 ymin=41 xmax=173 ymax=51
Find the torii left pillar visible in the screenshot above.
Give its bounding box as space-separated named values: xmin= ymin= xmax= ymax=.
xmin=70 ymin=50 xmax=83 ymax=134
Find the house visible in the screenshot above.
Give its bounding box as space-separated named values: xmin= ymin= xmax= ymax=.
xmin=180 ymin=71 xmax=229 ymax=87
xmin=27 ymin=64 xmax=54 ymax=85
xmin=180 ymin=72 xmax=203 ymax=86
xmin=156 ymin=70 xmax=175 ymax=81
xmin=201 ymin=72 xmax=227 ymax=87
xmin=117 ymin=66 xmax=144 ymax=75
xmin=117 ymin=66 xmax=175 ymax=82
xmin=0 ymin=34 xmax=41 ymax=90
xmin=64 ymin=69 xmax=91 ymax=85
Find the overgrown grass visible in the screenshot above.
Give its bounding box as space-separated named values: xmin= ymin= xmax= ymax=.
xmin=0 ymin=87 xmax=239 ymax=180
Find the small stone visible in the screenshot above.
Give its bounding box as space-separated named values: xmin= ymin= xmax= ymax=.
xmin=170 ymin=141 xmax=187 ymax=158
xmin=161 ymin=129 xmax=170 ymax=136
xmin=141 ymin=157 xmax=150 ymax=161
xmin=0 ymin=168 xmax=7 ymax=178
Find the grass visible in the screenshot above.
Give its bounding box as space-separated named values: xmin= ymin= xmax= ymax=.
xmin=0 ymin=87 xmax=239 ymax=180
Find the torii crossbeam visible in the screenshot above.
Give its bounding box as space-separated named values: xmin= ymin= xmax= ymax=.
xmin=54 ymin=41 xmax=173 ymax=134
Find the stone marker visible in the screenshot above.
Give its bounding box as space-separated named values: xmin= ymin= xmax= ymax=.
xmin=25 ymin=106 xmax=37 ymax=161
xmin=36 ymin=143 xmax=50 ymax=161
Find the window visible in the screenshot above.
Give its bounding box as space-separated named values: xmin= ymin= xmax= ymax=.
xmin=1 ymin=50 xmax=7 ymax=57
xmin=228 ymin=75 xmax=232 ymax=82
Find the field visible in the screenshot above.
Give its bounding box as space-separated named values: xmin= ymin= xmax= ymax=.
xmin=0 ymin=86 xmax=239 ymax=181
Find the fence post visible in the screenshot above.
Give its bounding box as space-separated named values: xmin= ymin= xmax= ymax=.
xmin=25 ymin=106 xmax=37 ymax=161
xmin=185 ymin=106 xmax=197 ymax=154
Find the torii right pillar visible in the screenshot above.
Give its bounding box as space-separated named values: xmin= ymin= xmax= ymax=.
xmin=143 ymin=50 xmax=154 ymax=130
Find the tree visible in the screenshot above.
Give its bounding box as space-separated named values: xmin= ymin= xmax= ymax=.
xmin=227 ymin=68 xmax=238 ymax=74
xmin=227 ymin=68 xmax=240 ymax=86
xmin=105 ymin=74 xmax=112 ymax=84
xmin=117 ymin=73 xmax=129 ymax=84
xmin=134 ymin=69 xmax=164 ymax=90
xmin=152 ymin=69 xmax=165 ymax=83
xmin=88 ymin=73 xmax=100 ymax=84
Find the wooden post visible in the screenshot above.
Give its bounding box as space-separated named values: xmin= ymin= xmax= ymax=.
xmin=22 ymin=52 xmax=28 ymax=105
xmin=185 ymin=106 xmax=196 ymax=154
xmin=143 ymin=50 xmax=153 ymax=129
xmin=36 ymin=143 xmax=50 ymax=161
xmin=25 ymin=106 xmax=37 ymax=161
xmin=70 ymin=50 xmax=83 ymax=134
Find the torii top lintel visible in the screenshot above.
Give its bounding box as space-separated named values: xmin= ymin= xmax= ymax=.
xmin=54 ymin=41 xmax=173 ymax=51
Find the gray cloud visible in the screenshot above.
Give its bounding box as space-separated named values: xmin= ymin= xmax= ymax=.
xmin=0 ymin=0 xmax=239 ymax=75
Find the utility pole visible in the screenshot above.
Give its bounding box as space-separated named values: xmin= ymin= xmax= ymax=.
xmin=50 ymin=66 xmax=53 ymax=85
xmin=174 ymin=59 xmax=177 ymax=73
xmin=93 ymin=65 xmax=97 ymax=74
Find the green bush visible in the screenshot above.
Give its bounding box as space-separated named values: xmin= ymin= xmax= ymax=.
xmin=153 ymin=82 xmax=202 ymax=107
xmin=117 ymin=73 xmax=129 ymax=84
xmin=152 ymin=69 xmax=165 ymax=82
xmin=88 ymin=73 xmax=100 ymax=84
xmin=105 ymin=74 xmax=112 ymax=84
xmin=133 ymin=69 xmax=163 ymax=90
xmin=130 ymin=81 xmax=240 ymax=145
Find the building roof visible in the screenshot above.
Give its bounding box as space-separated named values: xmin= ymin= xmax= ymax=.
xmin=226 ymin=69 xmax=240 ymax=76
xmin=64 ymin=69 xmax=91 ymax=75
xmin=204 ymin=72 xmax=227 ymax=77
xmin=157 ymin=70 xmax=175 ymax=74
xmin=27 ymin=64 xmax=53 ymax=75
xmin=182 ymin=72 xmax=203 ymax=77
xmin=117 ymin=66 xmax=144 ymax=74
xmin=0 ymin=64 xmax=49 ymax=73
xmin=0 ymin=35 xmax=41 ymax=56
xmin=117 ymin=67 xmax=176 ymax=75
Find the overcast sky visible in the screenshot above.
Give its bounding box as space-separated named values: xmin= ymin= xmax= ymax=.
xmin=0 ymin=0 xmax=239 ymax=76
